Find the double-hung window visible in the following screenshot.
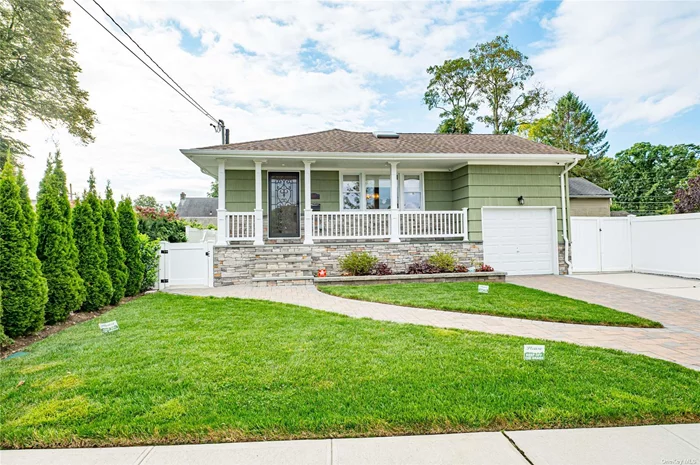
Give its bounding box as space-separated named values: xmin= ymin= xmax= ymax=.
xmin=341 ymin=172 xmax=424 ymax=210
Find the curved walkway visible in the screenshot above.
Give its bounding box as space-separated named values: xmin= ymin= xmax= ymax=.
xmin=167 ymin=276 xmax=700 ymax=371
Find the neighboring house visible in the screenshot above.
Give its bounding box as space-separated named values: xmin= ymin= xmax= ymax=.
xmin=568 ymin=177 xmax=614 ymax=217
xmin=175 ymin=193 xmax=218 ymax=227
xmin=181 ymin=129 xmax=584 ymax=285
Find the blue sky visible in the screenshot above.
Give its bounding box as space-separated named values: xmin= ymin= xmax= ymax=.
xmin=20 ymin=1 xmax=700 ymax=201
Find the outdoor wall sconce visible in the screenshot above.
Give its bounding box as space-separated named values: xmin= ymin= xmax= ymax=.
xmin=518 ymin=196 xmax=525 ymax=205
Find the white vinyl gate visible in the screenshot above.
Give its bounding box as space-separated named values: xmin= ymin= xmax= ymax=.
xmin=158 ymin=241 xmax=214 ymax=289
xmin=571 ymin=217 xmax=632 ymax=273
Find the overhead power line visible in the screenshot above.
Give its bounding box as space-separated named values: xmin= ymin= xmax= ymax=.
xmin=72 ymin=0 xmax=223 ymax=131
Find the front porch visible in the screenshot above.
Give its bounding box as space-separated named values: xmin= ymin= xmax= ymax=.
xmin=213 ymin=159 xmax=469 ymax=246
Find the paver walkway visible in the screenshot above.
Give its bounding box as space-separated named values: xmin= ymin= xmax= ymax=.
xmin=3 ymin=424 xmax=699 ymax=465
xmin=167 ymin=275 xmax=700 ymax=370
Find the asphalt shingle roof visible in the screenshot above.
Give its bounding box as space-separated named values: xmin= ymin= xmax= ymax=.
xmin=196 ymin=129 xmax=573 ymax=155
xmin=569 ymin=177 xmax=614 ymax=198
xmin=176 ymin=197 xmax=218 ymax=218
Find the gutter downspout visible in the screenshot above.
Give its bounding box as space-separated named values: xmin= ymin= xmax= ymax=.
xmin=560 ymin=159 xmax=579 ymax=275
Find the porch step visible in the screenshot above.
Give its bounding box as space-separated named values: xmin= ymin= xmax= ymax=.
xmin=254 ymin=257 xmax=312 ymax=264
xmin=251 ymin=276 xmax=315 ymax=287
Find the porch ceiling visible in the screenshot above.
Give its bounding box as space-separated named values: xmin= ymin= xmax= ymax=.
xmin=182 ymin=150 xmax=583 ymax=178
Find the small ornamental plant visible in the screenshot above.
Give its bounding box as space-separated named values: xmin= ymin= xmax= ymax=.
xmin=428 ymin=252 xmax=456 ymax=272
xmin=339 ymin=251 xmax=378 ymax=276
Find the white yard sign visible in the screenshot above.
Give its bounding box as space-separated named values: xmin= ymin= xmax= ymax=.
xmin=478 ymin=285 xmax=489 ymax=294
xmin=99 ymin=321 xmax=119 ymax=334
xmin=524 ymin=345 xmax=545 ymax=361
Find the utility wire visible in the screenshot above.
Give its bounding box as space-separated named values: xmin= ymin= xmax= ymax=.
xmin=72 ymin=0 xmax=219 ymax=126
xmin=88 ymin=0 xmax=218 ymax=125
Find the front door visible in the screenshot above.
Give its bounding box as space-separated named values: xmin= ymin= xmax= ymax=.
xmin=268 ymin=172 xmax=300 ymax=238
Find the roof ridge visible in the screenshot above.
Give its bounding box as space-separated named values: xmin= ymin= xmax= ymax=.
xmin=199 ymin=128 xmax=346 ymax=150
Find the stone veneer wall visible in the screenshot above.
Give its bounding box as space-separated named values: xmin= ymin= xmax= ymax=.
xmin=213 ymin=240 xmax=570 ymax=286
xmin=214 ymin=241 xmax=484 ymax=286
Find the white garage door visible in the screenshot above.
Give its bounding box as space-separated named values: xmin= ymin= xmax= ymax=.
xmin=482 ymin=208 xmax=557 ymax=276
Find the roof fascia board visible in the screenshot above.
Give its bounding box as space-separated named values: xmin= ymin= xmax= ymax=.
xmin=180 ymin=149 xmax=584 ymax=163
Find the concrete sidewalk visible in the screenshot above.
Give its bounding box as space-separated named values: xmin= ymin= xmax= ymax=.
xmin=2 ymin=424 xmax=699 ymax=465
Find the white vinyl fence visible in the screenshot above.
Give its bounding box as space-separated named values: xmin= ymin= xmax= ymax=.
xmin=571 ymin=213 xmax=700 ymax=279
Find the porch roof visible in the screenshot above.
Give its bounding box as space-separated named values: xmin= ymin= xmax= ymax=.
xmin=181 ymin=129 xmax=584 ymax=176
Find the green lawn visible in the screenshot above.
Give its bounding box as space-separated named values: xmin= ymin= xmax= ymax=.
xmin=1 ymin=293 xmax=695 ymax=449
xmin=318 ymin=282 xmax=662 ymax=327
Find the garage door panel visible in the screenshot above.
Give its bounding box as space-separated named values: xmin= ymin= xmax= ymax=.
xmin=482 ymin=208 xmax=556 ymax=276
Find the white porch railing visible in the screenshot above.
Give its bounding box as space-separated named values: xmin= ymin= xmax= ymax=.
xmin=311 ymin=211 xmax=392 ymax=240
xmin=218 ymin=208 xmax=468 ymax=244
xmin=399 ymin=210 xmax=465 ymax=238
xmin=224 ymin=212 xmax=257 ymax=241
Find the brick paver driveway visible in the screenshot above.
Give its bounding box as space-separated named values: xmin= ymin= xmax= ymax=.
xmin=168 ymin=276 xmax=700 ymax=371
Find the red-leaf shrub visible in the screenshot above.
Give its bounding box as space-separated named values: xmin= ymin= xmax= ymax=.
xmin=674 ymin=176 xmax=700 ymax=214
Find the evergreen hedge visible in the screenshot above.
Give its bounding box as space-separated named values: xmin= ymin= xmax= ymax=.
xmin=73 ymin=198 xmax=113 ymax=311
xmin=118 ymin=197 xmax=145 ymax=296
xmin=80 ymin=171 xmax=113 ymax=309
xmin=103 ymin=185 xmax=128 ymax=304
xmin=36 ymin=157 xmax=86 ymax=323
xmin=0 ymin=157 xmax=48 ymax=337
xmin=54 ymin=153 xmax=81 ymax=281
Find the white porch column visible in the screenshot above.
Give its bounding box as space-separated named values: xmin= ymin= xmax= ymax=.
xmin=303 ymin=160 xmax=314 ymax=244
xmin=254 ymin=160 xmax=264 ymax=246
xmin=462 ymin=207 xmax=469 ymax=241
xmin=215 ymin=159 xmax=227 ymax=246
xmin=389 ymin=162 xmax=400 ymax=243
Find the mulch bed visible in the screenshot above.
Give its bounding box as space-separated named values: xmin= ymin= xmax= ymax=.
xmin=0 ymin=294 xmax=146 ymax=359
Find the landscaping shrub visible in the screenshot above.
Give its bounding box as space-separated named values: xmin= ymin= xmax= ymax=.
xmin=0 ymin=287 xmax=12 ymax=347
xmin=138 ymin=233 xmax=160 ymax=292
xmin=454 ymin=264 xmax=469 ymax=273
xmin=118 ymin=197 xmax=146 ymax=297
xmin=73 ymin=198 xmax=113 ymax=311
xmin=339 ymin=251 xmax=378 ymax=276
xmin=136 ymin=206 xmax=187 ymax=242
xmin=479 ymin=264 xmax=494 ymax=272
xmin=373 ymin=262 xmax=393 ymax=275
xmin=0 ymin=156 xmax=48 ymax=337
xmin=407 ymin=261 xmax=440 ymax=274
xmin=36 ymin=156 xmax=86 ymax=323
xmin=103 ymin=185 xmax=128 ymax=305
xmin=428 ymin=251 xmax=456 ymax=272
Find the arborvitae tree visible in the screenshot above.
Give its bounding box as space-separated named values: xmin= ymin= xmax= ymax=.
xmin=36 ymin=157 xmax=85 ymax=323
xmin=0 ymin=156 xmax=48 ymax=336
xmin=73 ymin=198 xmax=112 ymax=311
xmin=53 ymin=152 xmax=80 ymax=269
xmin=118 ymin=197 xmax=145 ymax=296
xmin=103 ymin=184 xmax=128 ymax=304
xmin=83 ymin=170 xmax=112 ymax=306
xmin=0 ymin=287 xmax=10 ymax=346
xmin=16 ymin=164 xmax=49 ymax=331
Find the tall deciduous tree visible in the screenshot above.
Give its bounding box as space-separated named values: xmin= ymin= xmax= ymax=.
xmin=612 ymin=143 xmax=699 ymax=215
xmin=423 ymin=58 xmax=480 ymax=133
xmin=72 ymin=197 xmax=112 ymax=311
xmin=674 ymin=176 xmax=700 ymax=214
xmin=520 ymin=91 xmax=612 ymax=188
xmin=103 ymin=184 xmax=128 ymax=304
xmin=118 ymin=197 xmax=144 ymax=297
xmin=134 ymin=194 xmax=159 ymax=209
xmin=36 ymin=155 xmax=85 ymax=323
xmin=0 ymin=155 xmax=47 ymax=336
xmin=471 ymin=35 xmax=548 ymax=134
xmin=0 ymin=0 xmax=96 ymax=158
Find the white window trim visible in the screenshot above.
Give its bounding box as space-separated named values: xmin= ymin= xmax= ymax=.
xmin=339 ymin=170 xmax=425 ymax=211
xmin=399 ymin=173 xmax=425 ymax=211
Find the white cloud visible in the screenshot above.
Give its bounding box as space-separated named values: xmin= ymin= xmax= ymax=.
xmin=532 ymin=0 xmax=700 ymax=128
xmin=20 ymin=0 xmax=489 ymax=202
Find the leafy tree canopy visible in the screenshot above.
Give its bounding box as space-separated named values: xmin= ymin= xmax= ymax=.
xmin=612 ymin=143 xmax=700 ymax=215
xmin=134 ymin=194 xmax=159 ymax=209
xmin=424 ymin=58 xmax=479 ymax=134
xmin=208 ymin=182 xmax=218 ymax=198
xmin=0 ymin=0 xmax=96 ymax=157
xmin=471 ymin=35 xmax=548 ymax=134
xmin=674 ymin=175 xmax=700 ymax=214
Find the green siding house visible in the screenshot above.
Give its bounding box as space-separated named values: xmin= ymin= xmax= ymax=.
xmin=181 ymin=129 xmax=583 ymax=284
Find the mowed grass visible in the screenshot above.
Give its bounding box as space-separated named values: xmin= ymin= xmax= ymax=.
xmin=1 ymin=293 xmax=695 ymax=449
xmin=318 ymin=282 xmax=662 ymax=327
